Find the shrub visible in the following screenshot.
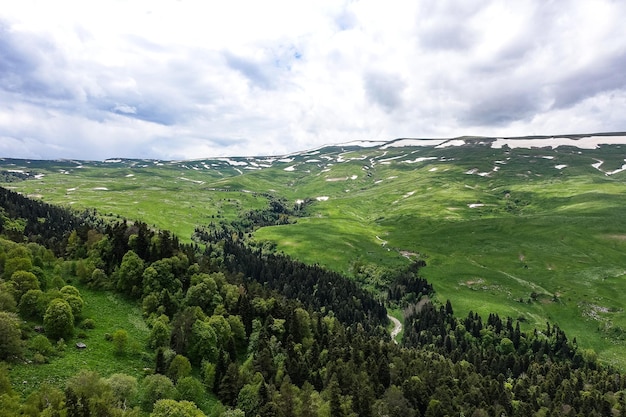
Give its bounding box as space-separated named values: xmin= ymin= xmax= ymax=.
xmin=81 ymin=318 xmax=96 ymax=329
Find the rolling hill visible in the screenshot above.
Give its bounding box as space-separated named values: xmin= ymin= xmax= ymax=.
xmin=3 ymin=132 xmax=626 ymax=368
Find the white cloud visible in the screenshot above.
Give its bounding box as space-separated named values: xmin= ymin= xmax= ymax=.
xmin=0 ymin=0 xmax=625 ymax=160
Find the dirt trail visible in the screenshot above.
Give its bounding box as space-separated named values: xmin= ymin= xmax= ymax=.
xmin=388 ymin=315 xmax=402 ymax=344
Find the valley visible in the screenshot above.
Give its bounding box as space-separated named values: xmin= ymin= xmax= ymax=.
xmin=3 ymin=133 xmax=626 ymax=368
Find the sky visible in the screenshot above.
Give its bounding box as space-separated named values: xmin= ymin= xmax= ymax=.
xmin=1 ymin=0 xmax=626 ymax=160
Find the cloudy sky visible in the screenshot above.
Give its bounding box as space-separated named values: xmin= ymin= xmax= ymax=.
xmin=1 ymin=0 xmax=626 ymax=160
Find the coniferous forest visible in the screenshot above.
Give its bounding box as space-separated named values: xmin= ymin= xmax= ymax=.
xmin=1 ymin=184 xmax=626 ymax=417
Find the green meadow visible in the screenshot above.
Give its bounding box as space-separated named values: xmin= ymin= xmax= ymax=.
xmin=10 ymin=284 xmax=151 ymax=397
xmin=3 ymin=139 xmax=626 ymax=367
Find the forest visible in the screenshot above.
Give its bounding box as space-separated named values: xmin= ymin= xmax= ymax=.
xmin=1 ymin=184 xmax=626 ymax=417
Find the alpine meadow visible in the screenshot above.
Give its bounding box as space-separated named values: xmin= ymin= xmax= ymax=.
xmin=3 ymin=133 xmax=626 ymax=416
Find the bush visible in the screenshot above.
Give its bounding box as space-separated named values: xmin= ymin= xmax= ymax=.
xmin=29 ymin=334 xmax=54 ymax=356
xmin=32 ymin=352 xmax=47 ymax=364
xmin=112 ymin=329 xmax=129 ymax=356
xmin=81 ymin=318 xmax=96 ymax=329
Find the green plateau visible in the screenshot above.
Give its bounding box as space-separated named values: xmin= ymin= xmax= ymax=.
xmin=3 ymin=134 xmax=626 ymax=368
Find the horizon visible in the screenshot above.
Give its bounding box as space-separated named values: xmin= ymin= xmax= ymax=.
xmin=2 ymin=131 xmax=626 ymax=163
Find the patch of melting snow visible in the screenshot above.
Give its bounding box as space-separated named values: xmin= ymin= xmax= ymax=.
xmin=326 ymin=177 xmax=348 ymax=182
xmin=67 ymin=187 xmax=77 ymax=192
xmin=468 ymin=203 xmax=484 ymax=208
xmin=350 ymin=175 xmax=358 ymax=180
xmin=492 ymin=135 xmax=626 ymax=149
xmin=404 ymin=156 xmax=438 ymax=164
xmin=234 ymin=168 xmax=243 ymax=175
xmin=218 ymin=158 xmax=248 ymax=167
xmin=34 ymin=174 xmax=45 ymax=179
xmin=429 ymin=167 xmax=438 ymax=172
xmin=542 ymin=155 xmax=555 ymax=160
xmin=105 ymin=159 xmax=122 ymax=163
xmin=93 ymin=187 xmax=108 ymax=191
xmin=403 ymin=191 xmax=415 ymax=198
xmin=340 ymin=140 xmax=388 ymax=147
xmin=381 ymin=139 xmax=447 ymax=148
xmin=375 ymin=180 xmax=383 ymax=184
xmin=316 ymin=196 xmax=329 ymax=201
xmin=279 ymin=158 xmax=294 ymax=163
xmin=555 ymin=164 xmax=567 ymax=170
xmin=284 ymin=166 xmax=296 ymax=171
xmin=378 ymin=154 xmax=406 ymax=163
xmin=387 ymin=176 xmax=398 ymax=179
xmin=126 ymin=174 xmax=134 ymax=177
xmin=179 ymin=177 xmax=204 ymax=184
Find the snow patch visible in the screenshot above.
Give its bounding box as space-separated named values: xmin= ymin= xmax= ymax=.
xmin=125 ymin=174 xmax=134 ymax=177
xmin=217 ymin=158 xmax=248 ymax=166
xmin=381 ymin=139 xmax=447 ymax=148
xmin=468 ymin=203 xmax=484 ymax=208
xmin=378 ymin=154 xmax=406 ymax=163
xmin=492 ymin=135 xmax=626 ymax=150
xmin=350 ymin=175 xmax=358 ymax=180
xmin=284 ymin=166 xmax=296 ymax=172
xmin=104 ymin=159 xmax=122 ymax=163
xmin=555 ymin=165 xmax=567 ymax=170
xmin=339 ymin=140 xmax=387 ymax=148
xmin=316 ymin=196 xmax=329 ymax=201
xmin=179 ymin=177 xmax=204 ymax=184
xmin=429 ymin=167 xmax=438 ymax=172
xmin=404 ymin=157 xmax=438 ymax=164
xmin=93 ymin=187 xmax=108 ymax=191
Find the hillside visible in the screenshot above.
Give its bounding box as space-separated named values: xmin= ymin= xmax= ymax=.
xmin=3 ymin=132 xmax=626 ymax=369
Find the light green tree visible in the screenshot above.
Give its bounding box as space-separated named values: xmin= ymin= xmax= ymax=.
xmin=0 ymin=312 xmax=22 ymax=360
xmin=150 ymin=399 xmax=205 ymax=417
xmin=43 ymin=298 xmax=74 ymax=340
xmin=112 ymin=329 xmax=129 ymax=356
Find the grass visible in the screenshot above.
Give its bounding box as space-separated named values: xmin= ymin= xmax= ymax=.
xmin=10 ymin=284 xmax=151 ymax=398
xmin=3 ymin=142 xmax=626 ymax=368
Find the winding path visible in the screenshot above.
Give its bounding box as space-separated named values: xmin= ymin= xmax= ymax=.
xmin=388 ymin=315 xmax=402 ymax=344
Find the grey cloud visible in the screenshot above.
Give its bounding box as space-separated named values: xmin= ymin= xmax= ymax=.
xmin=364 ymin=72 xmax=406 ymax=112
xmin=416 ymin=0 xmax=483 ymax=51
xmin=224 ymin=52 xmax=274 ymax=89
xmin=0 ymin=22 xmax=74 ymax=101
xmin=462 ymin=90 xmax=543 ymax=126
xmin=551 ymin=51 xmax=626 ymax=109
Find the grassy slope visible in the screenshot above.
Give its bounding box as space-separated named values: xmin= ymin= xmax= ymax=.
xmin=3 ymin=143 xmax=626 ymax=368
xmin=11 ymin=284 xmax=151 ymax=397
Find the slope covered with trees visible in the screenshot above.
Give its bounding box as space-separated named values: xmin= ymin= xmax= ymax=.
xmin=1 ymin=183 xmax=626 ymax=416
